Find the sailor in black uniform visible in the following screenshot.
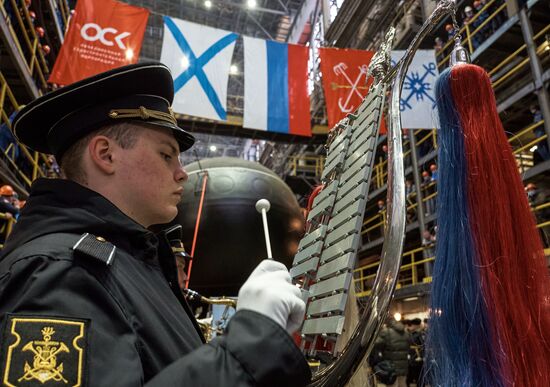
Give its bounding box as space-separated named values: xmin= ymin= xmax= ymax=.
xmin=0 ymin=63 xmax=310 ymax=386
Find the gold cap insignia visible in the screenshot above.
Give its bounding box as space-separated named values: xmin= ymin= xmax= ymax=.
xmin=108 ymin=106 xmax=177 ymax=126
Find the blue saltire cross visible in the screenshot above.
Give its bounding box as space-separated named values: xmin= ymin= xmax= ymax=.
xmin=164 ymin=16 xmax=238 ymax=120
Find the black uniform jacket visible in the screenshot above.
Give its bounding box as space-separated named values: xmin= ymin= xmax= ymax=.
xmin=0 ymin=179 xmax=311 ymax=386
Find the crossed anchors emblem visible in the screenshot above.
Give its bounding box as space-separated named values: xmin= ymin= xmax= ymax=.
xmin=330 ymin=63 xmax=370 ymax=113
xmin=19 ymin=326 xmax=69 ymax=383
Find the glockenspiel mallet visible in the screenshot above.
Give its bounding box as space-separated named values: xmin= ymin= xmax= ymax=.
xmin=255 ymin=199 xmax=273 ymax=260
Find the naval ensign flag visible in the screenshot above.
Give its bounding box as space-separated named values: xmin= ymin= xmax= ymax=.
xmin=161 ymin=17 xmax=238 ymax=121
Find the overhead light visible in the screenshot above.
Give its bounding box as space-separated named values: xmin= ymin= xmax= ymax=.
xmin=404 ymin=296 xmax=419 ymax=302
xmin=530 ymin=145 xmax=538 ymax=152
xmin=204 ymin=0 xmax=212 ymax=8
xmin=393 ymin=312 xmax=402 ymax=321
xmin=125 ymin=48 xmax=134 ymax=60
xmin=230 ymin=64 xmax=238 ymax=75
xmin=247 ymin=0 xmax=257 ymax=9
xmin=209 ymin=145 xmax=217 ymax=152
xmin=180 ymin=56 xmax=189 ymax=70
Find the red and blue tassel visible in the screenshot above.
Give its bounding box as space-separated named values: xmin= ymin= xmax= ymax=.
xmin=427 ymin=44 xmax=550 ymax=386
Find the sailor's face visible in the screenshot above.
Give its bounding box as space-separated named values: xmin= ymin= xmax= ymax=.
xmin=176 ymin=254 xmax=188 ymax=290
xmin=116 ymin=126 xmax=187 ymax=227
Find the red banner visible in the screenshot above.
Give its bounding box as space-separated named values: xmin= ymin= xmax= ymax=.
xmin=319 ymin=47 xmax=377 ymax=129
xmin=49 ymin=0 xmax=149 ymax=85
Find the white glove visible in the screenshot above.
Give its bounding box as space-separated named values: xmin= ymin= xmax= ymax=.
xmin=237 ymin=260 xmax=306 ymax=334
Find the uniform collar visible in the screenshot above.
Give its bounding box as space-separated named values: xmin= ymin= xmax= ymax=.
xmin=4 ymin=178 xmax=161 ymax=263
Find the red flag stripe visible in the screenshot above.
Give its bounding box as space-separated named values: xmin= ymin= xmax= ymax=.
xmin=287 ymin=43 xmax=311 ymax=136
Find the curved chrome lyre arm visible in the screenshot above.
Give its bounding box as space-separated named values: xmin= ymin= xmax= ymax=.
xmin=308 ymin=1 xmax=456 ymax=386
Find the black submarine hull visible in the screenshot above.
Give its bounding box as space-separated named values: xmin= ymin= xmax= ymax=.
xmin=174 ymin=157 xmax=304 ymax=296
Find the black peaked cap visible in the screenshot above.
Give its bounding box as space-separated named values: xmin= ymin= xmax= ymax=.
xmin=12 ymin=62 xmax=195 ymax=159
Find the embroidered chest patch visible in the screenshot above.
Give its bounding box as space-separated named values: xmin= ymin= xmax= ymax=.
xmin=1 ymin=315 xmax=89 ymax=386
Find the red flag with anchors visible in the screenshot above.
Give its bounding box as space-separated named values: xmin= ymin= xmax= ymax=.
xmin=320 ymin=47 xmax=386 ymax=131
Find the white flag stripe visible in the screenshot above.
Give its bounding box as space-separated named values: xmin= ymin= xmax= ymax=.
xmin=391 ymin=50 xmax=438 ymax=129
xmin=160 ymin=17 xmax=236 ymax=121
xmin=243 ymin=36 xmax=268 ymax=131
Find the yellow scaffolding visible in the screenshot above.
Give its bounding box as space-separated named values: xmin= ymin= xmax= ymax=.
xmin=489 ymin=24 xmax=550 ymax=89
xmin=354 ymin=199 xmax=549 ymax=298
xmin=1 ymin=0 xmax=50 ymax=91
xmin=0 ymin=73 xmax=54 ymax=187
xmin=436 ymin=0 xmax=508 ymax=67
xmin=371 ymin=130 xmax=437 ymax=190
xmin=354 ymin=246 xmax=435 ymax=298
xmin=0 ymin=211 xmax=16 ymax=246
xmin=288 ymin=155 xmax=325 ymax=178
xmin=368 ymin=117 xmax=545 ymax=233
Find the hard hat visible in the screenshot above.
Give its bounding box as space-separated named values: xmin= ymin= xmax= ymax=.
xmin=35 ymin=26 xmax=45 ymax=38
xmin=0 ymin=185 xmax=14 ymax=196
xmin=465 ymin=6 xmax=473 ymax=12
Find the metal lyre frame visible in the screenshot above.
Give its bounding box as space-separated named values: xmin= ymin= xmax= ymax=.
xmin=305 ymin=1 xmax=457 ymax=385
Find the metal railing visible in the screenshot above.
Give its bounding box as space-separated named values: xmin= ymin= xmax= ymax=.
xmin=510 ymin=120 xmax=547 ymax=156
xmin=533 ymin=201 xmax=550 ymax=231
xmin=56 ymin=0 xmax=70 ymax=30
xmin=0 ymin=72 xmax=54 ymax=189
xmin=357 ymin=1 xmax=550 ymax=298
xmin=372 ymin=129 xmax=437 ymax=189
xmin=361 ymin=181 xmax=437 ymax=237
xmin=355 ymin=199 xmax=550 ymax=298
xmin=435 ymin=0 xmax=549 ymax=90
xmin=288 ymin=155 xmax=325 ymax=178
xmin=0 ymin=211 xmax=16 ymax=246
xmin=1 ymin=0 xmax=51 ymax=91
xmin=368 ymin=116 xmax=546 ymax=224
xmin=489 ymin=24 xmax=550 ymax=88
xmin=354 ymin=246 xmax=435 ymax=298
xmin=436 ymin=0 xmax=507 ymax=68
xmin=361 ymin=210 xmax=386 ymax=237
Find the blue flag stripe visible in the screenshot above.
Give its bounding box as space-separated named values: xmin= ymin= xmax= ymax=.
xmin=266 ymin=41 xmax=289 ymax=133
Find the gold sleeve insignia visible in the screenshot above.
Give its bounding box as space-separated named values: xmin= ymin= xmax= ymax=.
xmin=1 ymin=315 xmax=89 ymax=386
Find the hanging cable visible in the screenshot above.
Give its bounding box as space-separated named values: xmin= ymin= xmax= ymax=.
xmin=185 ymin=170 xmax=208 ymax=289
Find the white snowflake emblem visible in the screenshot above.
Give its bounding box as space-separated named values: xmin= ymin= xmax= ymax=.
xmin=400 ymin=62 xmax=437 ymax=111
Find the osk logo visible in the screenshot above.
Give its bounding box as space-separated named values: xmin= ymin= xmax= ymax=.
xmin=80 ymin=23 xmax=131 ymax=49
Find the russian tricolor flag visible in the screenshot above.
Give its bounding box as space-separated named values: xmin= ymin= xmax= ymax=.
xmin=243 ymin=37 xmax=311 ymax=136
